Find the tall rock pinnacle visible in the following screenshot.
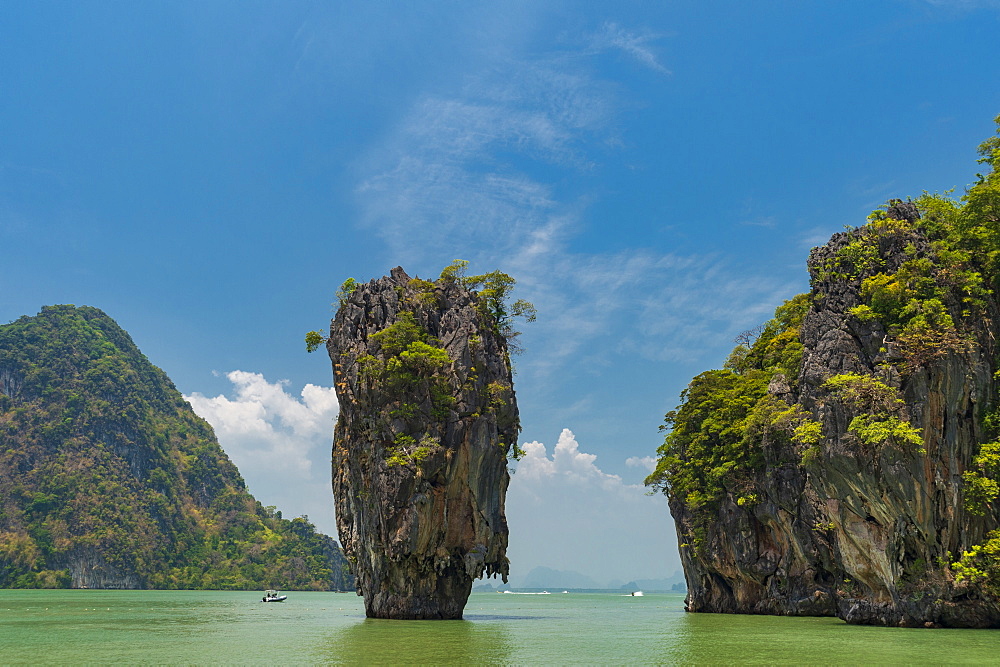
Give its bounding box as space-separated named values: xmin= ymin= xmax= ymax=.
xmin=327 ymin=267 xmax=517 ymax=619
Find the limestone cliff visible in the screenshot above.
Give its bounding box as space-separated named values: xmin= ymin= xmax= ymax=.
xmin=328 ymin=267 xmax=517 ymax=619
xmin=652 ymin=195 xmax=1000 ymax=627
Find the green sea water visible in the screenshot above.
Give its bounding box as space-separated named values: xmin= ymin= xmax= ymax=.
xmin=0 ymin=589 xmax=997 ymax=665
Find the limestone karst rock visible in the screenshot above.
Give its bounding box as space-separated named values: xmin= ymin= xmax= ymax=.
xmin=656 ymin=207 xmax=1000 ymax=627
xmin=328 ymin=267 xmax=517 ymax=619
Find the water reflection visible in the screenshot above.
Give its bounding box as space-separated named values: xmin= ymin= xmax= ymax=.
xmin=318 ymin=617 xmax=514 ymax=665
xmin=662 ymin=609 xmax=1000 ymax=665
xmin=16 ymin=590 xmax=997 ymax=665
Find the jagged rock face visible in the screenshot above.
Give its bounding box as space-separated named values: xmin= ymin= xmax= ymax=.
xmin=674 ymin=225 xmax=1000 ymax=628
xmin=328 ymin=267 xmax=516 ymax=619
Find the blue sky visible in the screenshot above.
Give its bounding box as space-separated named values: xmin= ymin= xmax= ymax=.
xmin=3 ymin=1 xmax=999 ymax=585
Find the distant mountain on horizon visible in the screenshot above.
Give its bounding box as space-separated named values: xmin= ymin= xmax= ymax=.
xmin=614 ymin=573 xmax=686 ymax=592
xmin=509 ymin=566 xmax=686 ymax=591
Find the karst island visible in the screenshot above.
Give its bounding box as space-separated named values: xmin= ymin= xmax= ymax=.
xmin=312 ymin=262 xmax=534 ymax=619
xmin=647 ymin=117 xmax=1000 ymax=628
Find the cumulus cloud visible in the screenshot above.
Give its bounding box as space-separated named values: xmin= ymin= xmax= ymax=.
xmin=517 ymin=428 xmax=626 ymax=492
xmin=625 ymin=455 xmax=657 ymax=472
xmin=506 ymin=429 xmax=676 ymax=584
xmin=184 ymin=371 xmax=340 ymax=537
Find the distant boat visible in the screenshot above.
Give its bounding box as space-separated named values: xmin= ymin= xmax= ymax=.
xmin=630 ymin=591 xmax=644 ymax=597
xmin=262 ymin=589 xmax=287 ymax=602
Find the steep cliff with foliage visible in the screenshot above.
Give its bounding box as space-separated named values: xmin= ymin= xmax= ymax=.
xmin=327 ymin=265 xmax=525 ymax=619
xmin=0 ymin=305 xmax=352 ymax=591
xmin=648 ymin=116 xmax=1000 ymax=627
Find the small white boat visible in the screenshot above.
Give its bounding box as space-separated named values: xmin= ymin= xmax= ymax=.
xmin=262 ymin=589 xmax=287 ymax=602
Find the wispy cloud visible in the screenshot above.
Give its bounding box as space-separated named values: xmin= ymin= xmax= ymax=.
xmin=184 ymin=371 xmax=340 ymax=536
xmin=740 ymin=216 xmax=777 ymax=228
xmin=355 ymin=58 xmax=610 ymax=263
xmin=800 ymin=225 xmax=838 ymax=249
xmin=590 ymin=22 xmax=672 ymax=74
xmin=512 ymin=245 xmax=796 ymax=371
xmin=354 ymin=20 xmax=792 ymax=380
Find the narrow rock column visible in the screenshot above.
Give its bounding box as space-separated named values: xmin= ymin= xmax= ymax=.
xmin=327 ymin=267 xmax=516 ymax=619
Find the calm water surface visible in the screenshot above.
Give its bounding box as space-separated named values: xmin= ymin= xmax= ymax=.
xmin=0 ymin=590 xmax=997 ymax=664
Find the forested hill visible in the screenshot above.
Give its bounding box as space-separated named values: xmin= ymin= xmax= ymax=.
xmin=0 ymin=305 xmax=352 ymax=591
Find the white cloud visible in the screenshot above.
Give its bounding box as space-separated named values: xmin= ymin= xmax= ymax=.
xmin=355 ymin=26 xmax=795 ymax=378
xmin=517 ymin=428 xmax=625 ymax=492
xmin=506 ymin=429 xmax=676 ymax=584
xmin=625 ymin=455 xmax=657 ymax=472
xmin=355 ymin=57 xmax=610 ymax=265
xmin=591 ymin=22 xmax=671 ymax=74
xmin=184 ymin=371 xmax=340 ymax=537
xmin=511 ymin=246 xmax=796 ymax=372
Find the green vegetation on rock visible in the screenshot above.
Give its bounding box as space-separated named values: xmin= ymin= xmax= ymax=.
xmin=645 ymin=294 xmax=810 ymax=541
xmin=357 ymin=312 xmax=455 ymax=465
xmin=328 ymin=266 xmax=519 ymax=618
xmin=953 ymin=530 xmax=1000 ymax=597
xmin=0 ymin=305 xmax=352 ymax=590
xmin=438 ymin=260 xmax=537 ymax=353
xmin=962 ymin=440 xmax=1000 ymax=515
xmin=336 ymin=277 xmax=358 ymax=306
xmin=822 ymin=373 xmax=923 ymax=454
xmin=329 ymin=262 xmax=533 ymax=467
xmin=648 ymin=114 xmax=1000 ymax=604
xmin=308 ymin=261 xmax=536 ymax=355
xmin=831 ymin=117 xmax=1000 ymax=374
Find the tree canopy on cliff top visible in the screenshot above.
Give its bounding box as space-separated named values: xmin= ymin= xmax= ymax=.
xmin=308 ymin=261 xmax=536 ymax=355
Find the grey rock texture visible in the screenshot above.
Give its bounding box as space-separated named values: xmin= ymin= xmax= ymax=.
xmin=673 ymin=223 xmax=1000 ymax=627
xmin=328 ymin=267 xmax=516 ymax=619
xmin=61 ymin=551 xmax=143 ymax=589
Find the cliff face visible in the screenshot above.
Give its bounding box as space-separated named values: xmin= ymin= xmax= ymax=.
xmin=0 ymin=305 xmax=353 ymax=591
xmin=328 ymin=267 xmax=516 ymax=619
xmin=661 ymin=202 xmax=1000 ymax=627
